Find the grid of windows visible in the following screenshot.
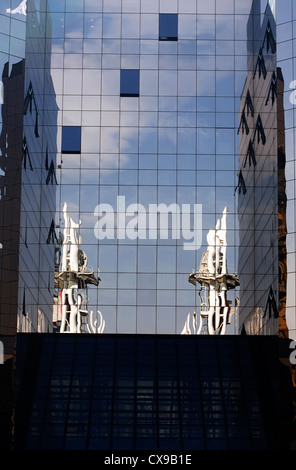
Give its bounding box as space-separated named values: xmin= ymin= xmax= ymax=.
xmin=276 ymin=0 xmax=296 ymax=340
xmin=50 ymin=0 xmax=255 ymax=335
xmin=0 ymin=2 xmax=57 ymax=335
xmin=14 ymin=334 xmax=280 ymax=450
xmin=0 ymin=1 xmax=284 ymax=336
xmin=236 ymin=5 xmax=279 ymax=335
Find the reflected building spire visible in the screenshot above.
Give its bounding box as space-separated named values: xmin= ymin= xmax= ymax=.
xmin=183 ymin=207 xmax=239 ymax=335
xmin=6 ymin=0 xmax=27 ymax=16
xmin=54 ymin=202 xmax=104 ymax=334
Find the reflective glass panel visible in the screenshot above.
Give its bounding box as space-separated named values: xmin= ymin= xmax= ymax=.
xmin=120 ymin=69 xmax=140 ymax=96
xmin=61 ymin=126 xmax=81 ymax=154
xmin=159 ymin=14 xmax=178 ymax=41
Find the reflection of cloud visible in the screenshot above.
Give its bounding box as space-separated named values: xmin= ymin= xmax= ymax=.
xmin=102 ymin=70 xmax=119 ymax=95
xmin=102 ymin=14 xmax=121 ymax=38
xmin=197 ymin=16 xmax=215 ymax=39
xmin=81 ymin=211 xmax=102 ymax=228
xmin=82 ymin=70 xmax=101 ymax=95
xmin=59 ymin=169 xmax=80 ymax=185
xmin=100 ymin=127 xmax=118 ymax=153
xmin=122 ymin=14 xmax=140 ymax=38
xmin=177 ymin=127 xmax=196 ymax=153
xmin=196 ymin=71 xmax=215 ymax=96
xmin=216 ymin=15 xmax=234 ymax=40
xmin=100 ymin=154 xmax=118 ymax=169
xmin=65 ymin=14 xmax=83 ymax=39
xmin=120 ymin=127 xmax=138 ymax=153
xmin=159 ymin=127 xmax=177 ymax=146
xmin=84 ymin=14 xmax=102 ymax=39
xmin=140 ymin=13 xmax=158 ymax=39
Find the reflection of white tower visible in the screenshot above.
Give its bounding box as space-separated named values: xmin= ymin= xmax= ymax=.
xmin=55 ymin=203 xmax=104 ymax=334
xmin=61 ymin=203 xmax=82 ymax=273
xmin=182 ymin=207 xmax=239 ymax=335
xmin=6 ymin=0 xmax=27 ymax=16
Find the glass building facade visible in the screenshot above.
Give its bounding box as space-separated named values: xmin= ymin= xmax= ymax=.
xmin=277 ymin=1 xmax=296 ymax=340
xmin=18 ymin=2 xmax=58 ymax=333
xmin=0 ymin=0 xmax=289 ymax=337
xmin=49 ymin=0 xmax=257 ymax=335
xmin=237 ymin=3 xmax=279 ymax=335
xmin=2 ymin=0 xmax=296 ymax=452
xmin=0 ymin=3 xmax=27 ymax=340
xmin=0 ymin=0 xmax=57 ymax=343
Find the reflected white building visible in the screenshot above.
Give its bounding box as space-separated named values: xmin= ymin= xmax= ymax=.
xmin=184 ymin=206 xmax=239 ymax=336
xmin=53 ymin=202 xmax=103 ymax=334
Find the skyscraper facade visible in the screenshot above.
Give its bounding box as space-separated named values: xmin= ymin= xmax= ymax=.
xmin=237 ymin=3 xmax=279 ymax=335
xmin=18 ymin=2 xmax=58 ymax=333
xmin=0 ymin=0 xmax=57 ymax=343
xmin=0 ymin=0 xmax=58 ymax=447
xmin=49 ymin=0 xmax=256 ymax=335
xmin=0 ymin=2 xmax=27 ymax=342
xmin=276 ymin=0 xmax=296 ymax=340
xmin=2 ymin=0 xmax=296 ymax=452
xmin=1 ymin=0 xmax=286 ymax=337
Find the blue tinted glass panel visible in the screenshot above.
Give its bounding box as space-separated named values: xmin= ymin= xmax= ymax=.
xmin=120 ymin=69 xmax=139 ymax=97
xmin=159 ymin=14 xmax=178 ymax=41
xmin=62 ymin=126 xmax=81 ymax=153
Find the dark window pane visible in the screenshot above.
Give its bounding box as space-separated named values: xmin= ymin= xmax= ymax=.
xmin=159 ymin=14 xmax=178 ymax=41
xmin=120 ymin=69 xmax=139 ymax=97
xmin=62 ymin=126 xmax=81 ymax=154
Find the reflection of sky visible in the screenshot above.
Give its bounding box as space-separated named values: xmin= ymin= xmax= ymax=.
xmin=0 ymin=0 xmax=283 ymax=335
xmin=47 ymin=2 xmax=252 ymax=333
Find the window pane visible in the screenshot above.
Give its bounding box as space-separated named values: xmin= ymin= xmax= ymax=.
xmin=120 ymin=69 xmax=140 ymax=96
xmin=61 ymin=126 xmax=81 ymax=153
xmin=159 ymin=14 xmax=178 ymax=41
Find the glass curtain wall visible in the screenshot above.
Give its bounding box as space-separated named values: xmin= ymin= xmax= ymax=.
xmin=17 ymin=0 xmax=58 ymax=333
xmin=0 ymin=2 xmax=26 ymax=336
xmin=0 ymin=1 xmax=58 ymax=336
xmin=48 ymin=0 xmax=255 ymax=334
xmin=277 ymin=0 xmax=296 ymax=340
xmin=237 ymin=2 xmax=279 ymax=335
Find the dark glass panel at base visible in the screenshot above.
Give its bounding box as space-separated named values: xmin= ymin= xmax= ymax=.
xmin=13 ymin=334 xmax=292 ymax=451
